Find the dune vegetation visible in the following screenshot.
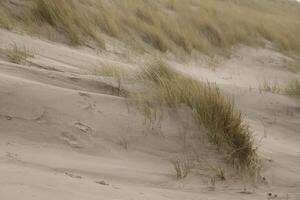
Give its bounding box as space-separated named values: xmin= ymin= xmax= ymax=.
xmin=135 ymin=60 xmax=258 ymax=172
xmin=3 ymin=0 xmax=299 ymax=173
xmin=92 ymin=59 xmax=258 ymax=171
xmin=5 ymin=43 xmax=30 ymax=64
xmin=285 ymin=79 xmax=300 ymax=95
xmin=0 ymin=0 xmax=299 ymax=59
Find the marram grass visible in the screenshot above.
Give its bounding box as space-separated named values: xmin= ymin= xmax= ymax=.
xmin=140 ymin=60 xmax=258 ymax=172
xmin=0 ymin=0 xmax=299 ymax=60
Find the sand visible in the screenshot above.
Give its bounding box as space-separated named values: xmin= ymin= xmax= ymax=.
xmin=0 ymin=28 xmax=299 ymax=199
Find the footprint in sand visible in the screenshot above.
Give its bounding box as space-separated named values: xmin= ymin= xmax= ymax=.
xmin=95 ymin=181 xmax=109 ymax=186
xmin=5 ymin=116 xmax=12 ymax=120
xmin=80 ymin=103 xmax=93 ymax=110
xmin=78 ymin=92 xmax=98 ymax=111
xmin=78 ymin=92 xmax=91 ymax=98
xmin=74 ymin=122 xmax=92 ymax=135
xmin=69 ymin=76 xmax=80 ymax=82
xmin=60 ymin=132 xmax=81 ymax=149
xmin=65 ymin=172 xmax=82 ymax=179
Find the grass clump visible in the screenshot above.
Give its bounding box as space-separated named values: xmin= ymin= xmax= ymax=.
xmin=140 ymin=60 xmax=257 ymax=171
xmin=285 ymin=79 xmax=300 ymax=96
xmin=6 ymin=43 xmax=32 ymax=64
xmin=172 ymin=158 xmax=192 ymax=179
xmin=259 ymin=80 xmax=281 ymax=94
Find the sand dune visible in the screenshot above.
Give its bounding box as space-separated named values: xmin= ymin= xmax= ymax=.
xmin=0 ymin=28 xmax=299 ymax=200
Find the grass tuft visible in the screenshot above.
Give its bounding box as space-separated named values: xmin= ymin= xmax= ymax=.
xmin=285 ymin=79 xmax=300 ymax=96
xmin=139 ymin=60 xmax=258 ymax=171
xmin=172 ymin=158 xmax=192 ymax=179
xmin=6 ymin=43 xmax=32 ymax=64
xmin=259 ymin=80 xmax=281 ymax=94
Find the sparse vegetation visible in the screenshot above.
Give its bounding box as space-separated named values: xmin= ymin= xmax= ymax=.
xmin=259 ymin=80 xmax=281 ymax=94
xmin=95 ymin=65 xmax=128 ymax=95
xmin=138 ymin=60 xmax=258 ymax=172
xmin=0 ymin=0 xmax=299 ymax=59
xmin=92 ymin=64 xmax=130 ymax=97
xmin=172 ymin=158 xmax=192 ymax=179
xmin=93 ymin=65 xmax=129 ymax=78
xmin=285 ymin=79 xmax=300 ymax=95
xmin=6 ymin=43 xmax=32 ymax=64
xmin=210 ymin=165 xmax=226 ymax=181
xmin=258 ymin=79 xmax=300 ymax=96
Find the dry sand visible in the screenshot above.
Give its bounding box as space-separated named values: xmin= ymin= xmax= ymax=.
xmin=0 ymin=28 xmax=299 ymax=199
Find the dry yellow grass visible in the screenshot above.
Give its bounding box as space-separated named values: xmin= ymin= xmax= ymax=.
xmin=93 ymin=65 xmax=129 ymax=78
xmin=138 ymin=60 xmax=258 ymax=172
xmin=172 ymin=158 xmax=192 ymax=179
xmin=91 ymin=64 xmax=130 ymax=97
xmin=5 ymin=43 xmax=32 ymax=64
xmin=97 ymin=61 xmax=258 ymax=172
xmin=259 ymin=80 xmax=281 ymax=94
xmin=0 ymin=0 xmax=299 ymax=59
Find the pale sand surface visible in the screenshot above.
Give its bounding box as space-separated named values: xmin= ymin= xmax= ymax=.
xmin=0 ymin=28 xmax=299 ymax=199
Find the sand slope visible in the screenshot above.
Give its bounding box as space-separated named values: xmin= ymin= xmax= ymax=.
xmin=0 ymin=28 xmax=299 ymax=199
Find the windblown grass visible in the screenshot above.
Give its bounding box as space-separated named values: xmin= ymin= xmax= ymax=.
xmin=92 ymin=64 xmax=130 ymax=97
xmin=139 ymin=60 xmax=258 ymax=171
xmin=33 ymin=0 xmax=104 ymax=46
xmin=34 ymin=0 xmax=81 ymax=45
xmin=93 ymin=65 xmax=129 ymax=78
xmin=0 ymin=0 xmax=299 ymax=59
